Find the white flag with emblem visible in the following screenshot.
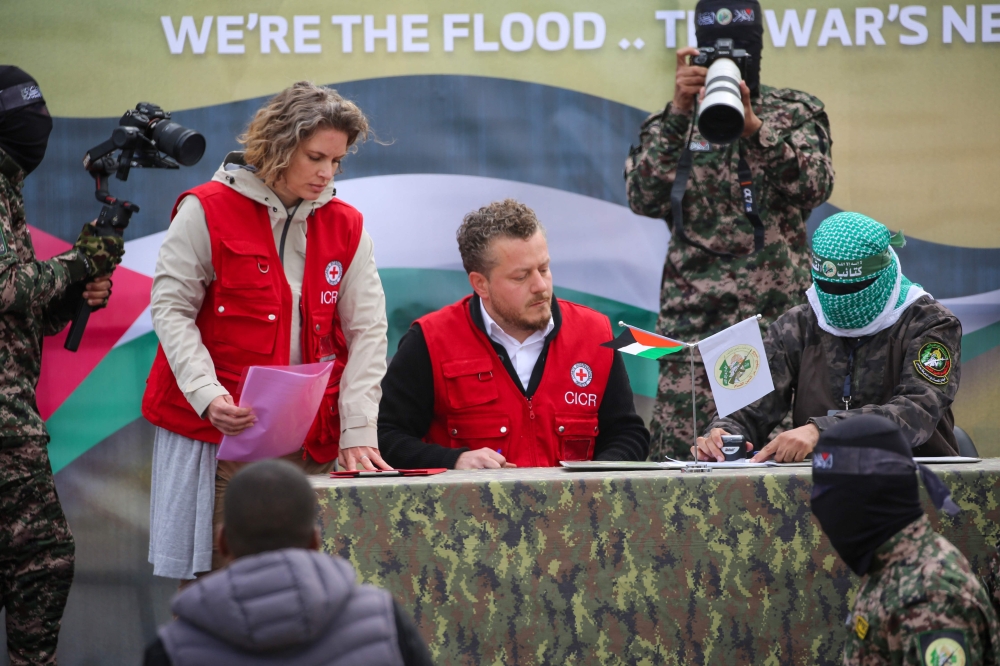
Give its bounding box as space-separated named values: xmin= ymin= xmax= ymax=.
xmin=696 ymin=316 xmax=774 ymax=418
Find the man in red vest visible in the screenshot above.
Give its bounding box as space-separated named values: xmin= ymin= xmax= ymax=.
xmin=378 ymin=199 xmax=649 ymax=469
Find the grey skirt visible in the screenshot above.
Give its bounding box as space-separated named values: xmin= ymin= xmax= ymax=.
xmin=148 ymin=427 xmax=217 ymax=580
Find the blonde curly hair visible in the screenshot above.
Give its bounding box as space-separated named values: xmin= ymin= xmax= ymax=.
xmin=239 ymin=81 xmax=370 ymax=186
xmin=457 ymin=199 xmax=546 ymax=276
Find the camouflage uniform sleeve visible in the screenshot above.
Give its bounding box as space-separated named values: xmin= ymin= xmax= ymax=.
xmin=0 ymin=184 xmax=88 ymax=315
xmin=623 ymin=104 xmax=694 ymax=220
xmin=37 ymin=289 xmax=80 ymax=336
xmin=812 ymin=309 xmax=962 ymax=450
xmin=707 ymin=313 xmax=800 ymax=447
xmin=894 ymin=596 xmax=996 ymax=666
xmin=743 ymin=92 xmax=834 ymax=211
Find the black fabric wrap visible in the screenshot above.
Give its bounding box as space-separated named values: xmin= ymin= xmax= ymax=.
xmin=810 ymin=414 xmax=925 ymax=575
xmin=694 ymin=0 xmax=764 ymax=94
xmin=0 ymin=66 xmax=52 ymax=175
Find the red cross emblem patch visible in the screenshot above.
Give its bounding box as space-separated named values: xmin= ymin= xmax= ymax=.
xmin=325 ymin=260 xmax=343 ymax=286
xmin=571 ymin=362 xmax=593 ymax=388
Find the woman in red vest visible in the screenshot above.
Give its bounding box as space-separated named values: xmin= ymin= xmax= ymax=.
xmin=142 ymin=82 xmax=390 ymax=581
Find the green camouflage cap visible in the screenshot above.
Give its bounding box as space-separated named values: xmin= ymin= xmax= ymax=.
xmin=811 ymin=212 xmax=909 ymax=329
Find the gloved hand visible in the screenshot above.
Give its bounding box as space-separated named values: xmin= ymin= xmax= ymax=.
xmin=72 ymin=223 xmax=125 ymax=278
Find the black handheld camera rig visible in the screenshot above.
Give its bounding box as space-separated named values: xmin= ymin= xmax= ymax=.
xmin=64 ymin=103 xmax=205 ymax=351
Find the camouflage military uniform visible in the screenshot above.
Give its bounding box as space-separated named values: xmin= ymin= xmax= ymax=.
xmin=708 ymin=296 xmax=961 ymax=456
xmin=0 ymin=147 xmax=85 ymax=665
xmin=624 ymin=85 xmax=834 ymax=460
xmin=843 ymin=514 xmax=1000 ymax=665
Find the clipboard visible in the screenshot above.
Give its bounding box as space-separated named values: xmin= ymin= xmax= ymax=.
xmin=329 ymin=468 xmax=448 ymax=478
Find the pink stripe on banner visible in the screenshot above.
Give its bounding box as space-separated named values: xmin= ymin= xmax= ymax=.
xmin=30 ymin=225 xmax=152 ymax=420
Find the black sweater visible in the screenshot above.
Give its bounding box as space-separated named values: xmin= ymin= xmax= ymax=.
xmin=378 ymin=296 xmax=650 ymax=468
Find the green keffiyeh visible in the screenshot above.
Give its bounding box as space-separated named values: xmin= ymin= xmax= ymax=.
xmin=809 ymin=212 xmax=921 ymax=332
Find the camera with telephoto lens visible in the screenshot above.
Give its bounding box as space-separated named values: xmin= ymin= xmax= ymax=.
xmin=693 ymin=38 xmax=751 ymax=144
xmin=65 ymin=103 xmax=205 ymax=352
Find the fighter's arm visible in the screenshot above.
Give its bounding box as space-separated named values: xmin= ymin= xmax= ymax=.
xmin=0 ymin=185 xmax=89 ymax=315
xmin=701 ymin=316 xmax=801 ymax=460
xmin=742 ymin=96 xmax=835 ymax=211
xmin=593 ymin=351 xmax=650 ymax=461
xmin=377 ymin=324 xmax=468 ymax=469
xmin=894 ymin=592 xmax=996 ymax=666
xmin=809 ymin=313 xmax=962 ymax=450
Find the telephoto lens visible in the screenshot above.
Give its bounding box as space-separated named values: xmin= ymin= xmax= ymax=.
xmin=151 ymin=120 xmax=206 ymax=166
xmin=697 ymin=58 xmax=745 ymax=144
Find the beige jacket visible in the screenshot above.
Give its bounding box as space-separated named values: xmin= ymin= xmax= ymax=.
xmin=150 ymin=160 xmax=388 ymax=449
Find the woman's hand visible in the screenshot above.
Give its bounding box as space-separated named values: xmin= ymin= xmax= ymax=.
xmin=339 ymin=446 xmax=393 ymax=472
xmin=206 ymin=395 xmax=255 ymax=436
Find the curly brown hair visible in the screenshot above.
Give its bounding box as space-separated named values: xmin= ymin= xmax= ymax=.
xmin=239 ymin=81 xmax=370 ymax=187
xmin=456 ymin=199 xmax=546 ymax=276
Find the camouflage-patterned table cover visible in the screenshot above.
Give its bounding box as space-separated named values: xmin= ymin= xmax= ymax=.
xmin=312 ymin=460 xmax=1000 ymax=665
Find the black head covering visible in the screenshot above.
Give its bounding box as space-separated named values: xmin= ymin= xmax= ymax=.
xmin=0 ymin=66 xmax=53 ymax=176
xmin=810 ymin=415 xmax=959 ymax=576
xmin=694 ymin=0 xmax=764 ymax=94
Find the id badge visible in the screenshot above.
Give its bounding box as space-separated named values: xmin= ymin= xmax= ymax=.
xmin=827 ymin=409 xmax=846 ymax=416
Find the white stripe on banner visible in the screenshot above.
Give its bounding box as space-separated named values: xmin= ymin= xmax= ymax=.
xmin=336 ymin=174 xmax=670 ymax=312
xmin=940 ymin=288 xmax=1000 ymax=334
xmin=118 ymin=173 xmax=1000 ymax=344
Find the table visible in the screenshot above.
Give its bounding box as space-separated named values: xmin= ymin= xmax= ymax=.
xmin=312 ymin=461 xmax=1000 ymax=665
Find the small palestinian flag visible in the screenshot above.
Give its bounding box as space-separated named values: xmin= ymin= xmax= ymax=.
xmin=601 ymin=325 xmax=687 ymax=359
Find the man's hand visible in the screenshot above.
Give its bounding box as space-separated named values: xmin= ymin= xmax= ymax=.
xmin=751 ymin=424 xmax=820 ymax=463
xmin=693 ymin=428 xmax=755 ymax=462
xmin=739 ymin=80 xmax=763 ymax=138
xmin=455 ymin=448 xmax=516 ymax=470
xmin=339 ymin=446 xmax=393 ymax=472
xmin=673 ymin=47 xmax=707 ymax=113
xmin=206 ymin=395 xmax=255 ymax=436
xmin=83 ymin=275 xmax=112 ymax=309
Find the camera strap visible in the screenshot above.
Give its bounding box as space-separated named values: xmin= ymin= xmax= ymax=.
xmin=670 ymin=107 xmax=738 ymax=259
xmin=737 ymin=145 xmax=765 ymax=254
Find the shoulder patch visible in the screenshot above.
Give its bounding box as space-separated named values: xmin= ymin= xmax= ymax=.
xmin=854 ymin=615 xmax=869 ymax=640
xmin=913 ymin=342 xmax=953 ymax=386
xmin=919 ymin=629 xmax=967 ymax=666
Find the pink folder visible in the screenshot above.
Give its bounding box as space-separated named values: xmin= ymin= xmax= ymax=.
xmin=216 ymin=362 xmax=333 ymax=462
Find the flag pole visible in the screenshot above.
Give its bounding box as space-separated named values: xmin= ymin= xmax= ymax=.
xmin=690 ymin=343 xmax=697 ymax=460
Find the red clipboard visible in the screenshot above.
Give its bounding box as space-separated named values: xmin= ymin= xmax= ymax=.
xmin=329 ymin=468 xmax=447 ymax=478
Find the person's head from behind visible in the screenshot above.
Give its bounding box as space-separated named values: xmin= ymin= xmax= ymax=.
xmin=457 ymin=199 xmax=553 ymax=341
xmin=218 ymin=460 xmax=320 ymax=563
xmin=0 ymin=66 xmax=53 ymax=176
xmin=810 ymin=415 xmax=927 ymax=576
xmin=239 ymin=81 xmax=370 ymax=207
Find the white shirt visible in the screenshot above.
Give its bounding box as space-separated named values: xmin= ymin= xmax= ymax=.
xmin=479 ymin=299 xmax=555 ymax=391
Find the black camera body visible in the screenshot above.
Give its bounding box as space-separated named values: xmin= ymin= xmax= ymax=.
xmin=66 ymin=103 xmax=205 ymax=352
xmin=720 ymin=434 xmax=747 ymax=462
xmin=692 ymin=38 xmax=750 ymax=77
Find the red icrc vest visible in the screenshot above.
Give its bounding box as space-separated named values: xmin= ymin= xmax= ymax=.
xmin=142 ymin=181 xmax=363 ymax=463
xmin=418 ymin=297 xmax=613 ymax=467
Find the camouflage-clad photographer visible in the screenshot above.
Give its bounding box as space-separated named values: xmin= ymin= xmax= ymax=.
xmin=0 ymin=66 xmax=123 ymax=665
xmin=624 ymin=0 xmax=834 ymax=460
